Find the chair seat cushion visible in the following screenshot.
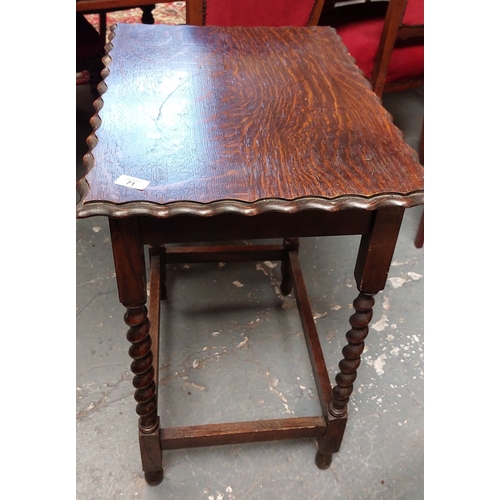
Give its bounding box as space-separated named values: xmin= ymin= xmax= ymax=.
xmin=336 ymin=17 xmax=423 ymax=85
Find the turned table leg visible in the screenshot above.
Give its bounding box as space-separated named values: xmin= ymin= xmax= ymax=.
xmin=316 ymin=292 xmax=375 ymax=469
xmin=109 ymin=218 xmax=164 ymax=485
xmin=316 ymin=207 xmax=405 ymax=469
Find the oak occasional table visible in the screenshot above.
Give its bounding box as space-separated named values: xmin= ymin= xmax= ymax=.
xmin=76 ymin=23 xmax=424 ymax=486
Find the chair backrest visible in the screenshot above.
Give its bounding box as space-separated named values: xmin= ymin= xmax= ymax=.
xmin=371 ymin=0 xmax=423 ymax=97
xmin=186 ymin=0 xmax=326 ymax=27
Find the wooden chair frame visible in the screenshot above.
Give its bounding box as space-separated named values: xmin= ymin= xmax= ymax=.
xmin=371 ymin=0 xmax=423 ymax=98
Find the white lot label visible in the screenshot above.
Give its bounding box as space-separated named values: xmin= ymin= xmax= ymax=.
xmin=114 ymin=174 xmax=150 ymax=190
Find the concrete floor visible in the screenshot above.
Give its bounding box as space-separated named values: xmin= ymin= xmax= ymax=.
xmin=76 ymin=80 xmax=424 ymax=499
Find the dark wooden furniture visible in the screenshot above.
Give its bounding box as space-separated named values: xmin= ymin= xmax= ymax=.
xmin=76 ymin=0 xmax=157 ymax=96
xmin=76 ymin=23 xmax=424 ymax=486
xmin=76 ymin=13 xmax=105 ymax=97
xmin=76 ymin=0 xmax=156 ymax=45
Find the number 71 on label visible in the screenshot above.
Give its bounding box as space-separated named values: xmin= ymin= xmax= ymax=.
xmin=114 ymin=174 xmax=150 ymax=191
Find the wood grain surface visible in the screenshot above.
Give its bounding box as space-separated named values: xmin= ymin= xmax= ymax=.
xmin=77 ymin=24 xmax=423 ymax=218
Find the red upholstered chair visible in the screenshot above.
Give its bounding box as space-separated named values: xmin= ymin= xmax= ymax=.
xmin=186 ymin=0 xmax=326 ymax=26
xmin=318 ymin=0 xmax=423 ymax=99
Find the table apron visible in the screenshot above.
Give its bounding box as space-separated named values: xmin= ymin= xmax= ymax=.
xmin=137 ymin=209 xmax=374 ymax=245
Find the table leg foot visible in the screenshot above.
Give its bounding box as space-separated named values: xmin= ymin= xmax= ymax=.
xmin=315 ymin=451 xmax=333 ymax=470
xmin=315 ymin=415 xmax=347 ymax=468
xmin=144 ymin=469 xmax=164 ymax=486
xmin=139 ymin=425 xmax=163 ymax=486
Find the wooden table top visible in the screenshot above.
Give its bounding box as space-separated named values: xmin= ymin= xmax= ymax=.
xmin=77 ymin=24 xmax=423 ymax=218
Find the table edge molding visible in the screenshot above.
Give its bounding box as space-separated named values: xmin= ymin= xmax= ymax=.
xmin=76 ymin=191 xmax=424 ymax=218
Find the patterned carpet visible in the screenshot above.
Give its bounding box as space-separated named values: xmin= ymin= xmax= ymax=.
xmin=77 ymin=2 xmax=186 ymax=84
xmin=84 ymin=1 xmax=186 ymax=36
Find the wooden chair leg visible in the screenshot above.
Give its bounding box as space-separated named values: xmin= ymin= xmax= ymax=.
xmin=414 ymin=119 xmax=424 ymax=248
xmin=141 ymin=5 xmax=155 ymax=24
xmin=414 ymin=211 xmax=424 ymax=248
xmin=98 ymin=12 xmax=107 ymax=46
